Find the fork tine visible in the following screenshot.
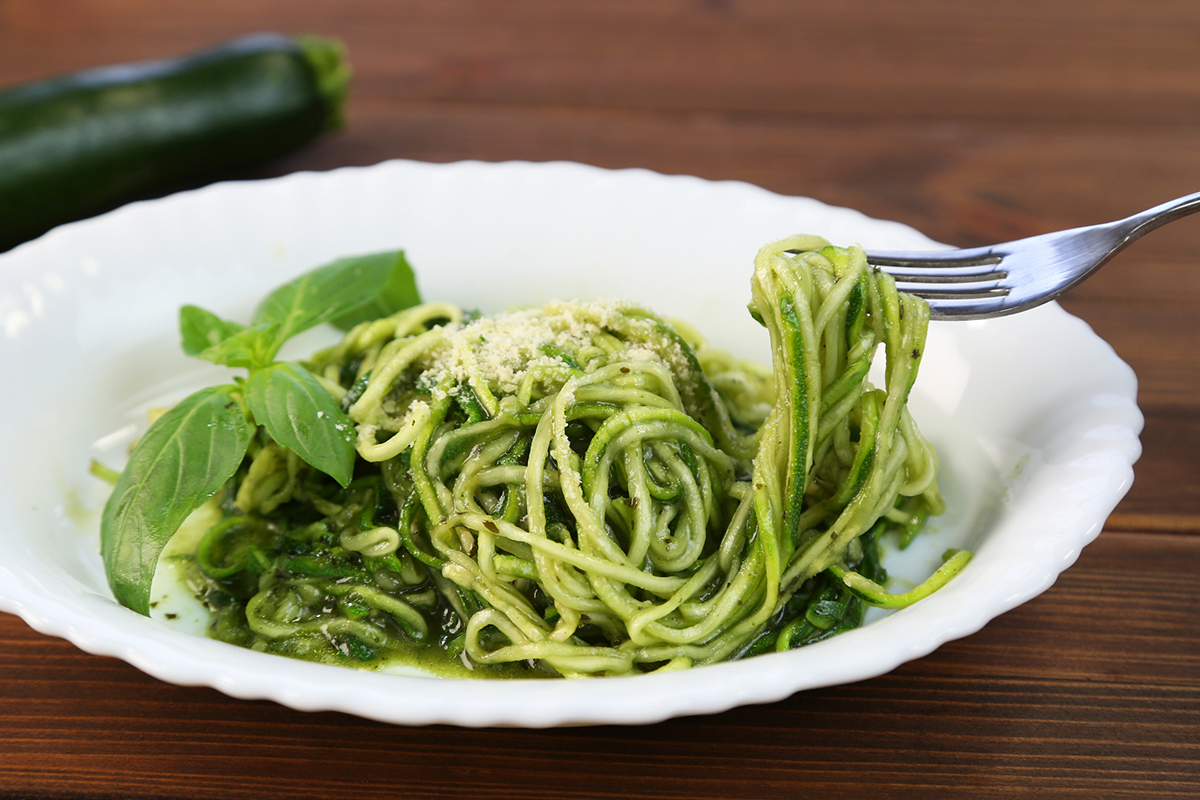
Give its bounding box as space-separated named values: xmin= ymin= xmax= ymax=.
xmin=892 ymin=281 xmax=1009 ymax=297
xmin=865 ymin=253 xmax=1002 ymax=270
xmin=866 ymin=248 xmax=1007 ymax=284
xmin=863 ymin=246 xmax=1014 ymax=319
xmin=888 ymin=267 xmax=1007 ymax=284
xmin=894 ymin=286 xmax=1010 ymax=304
xmin=920 ymin=295 xmax=1015 ymax=320
xmin=864 ymin=245 xmax=1002 ymax=267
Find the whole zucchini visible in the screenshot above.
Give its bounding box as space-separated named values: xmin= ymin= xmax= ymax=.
xmin=0 ymin=33 xmax=349 ymax=252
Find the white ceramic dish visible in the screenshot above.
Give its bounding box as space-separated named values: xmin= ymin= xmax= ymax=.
xmin=0 ymin=160 xmax=1141 ymax=727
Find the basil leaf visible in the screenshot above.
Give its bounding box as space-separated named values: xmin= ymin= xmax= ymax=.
xmin=244 ymin=362 xmax=356 ymax=487
xmin=179 ymin=305 xmax=245 ymax=356
xmin=197 ymin=322 xmax=280 ymax=369
xmin=252 ymin=250 xmax=419 ymax=355
xmin=330 ymin=251 xmax=421 ymax=331
xmin=101 ymin=385 xmax=254 ymax=615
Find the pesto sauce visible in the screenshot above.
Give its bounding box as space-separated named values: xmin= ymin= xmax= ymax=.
xmin=175 ymin=554 xmax=554 ymax=680
xmin=154 ymin=490 xmax=555 ymax=680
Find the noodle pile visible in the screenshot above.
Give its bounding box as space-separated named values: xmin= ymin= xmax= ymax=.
xmin=185 ymin=236 xmax=954 ymax=677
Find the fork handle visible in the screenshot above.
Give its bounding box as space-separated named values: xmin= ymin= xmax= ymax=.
xmin=1120 ymin=190 xmax=1200 ymax=240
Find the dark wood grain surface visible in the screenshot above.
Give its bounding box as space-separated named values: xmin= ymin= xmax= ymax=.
xmin=2 ymin=2 xmax=1198 ymax=798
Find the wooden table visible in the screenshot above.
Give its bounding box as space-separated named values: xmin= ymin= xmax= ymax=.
xmin=2 ymin=2 xmax=1197 ymax=797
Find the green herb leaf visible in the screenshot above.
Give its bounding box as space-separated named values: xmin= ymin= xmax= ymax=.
xmin=179 ymin=305 xmax=246 ymax=356
xmin=101 ymin=385 xmax=254 ymax=615
xmin=252 ymin=250 xmax=420 ymax=355
xmin=244 ymin=362 xmax=356 ymax=486
xmin=330 ymin=251 xmax=421 ymax=330
xmin=196 ymin=321 xmax=280 ymax=369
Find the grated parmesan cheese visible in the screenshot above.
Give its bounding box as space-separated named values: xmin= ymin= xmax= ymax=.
xmin=414 ymin=299 xmax=688 ymax=395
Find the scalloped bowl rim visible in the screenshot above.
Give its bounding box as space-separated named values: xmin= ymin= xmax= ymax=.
xmin=0 ymin=159 xmax=1142 ymax=727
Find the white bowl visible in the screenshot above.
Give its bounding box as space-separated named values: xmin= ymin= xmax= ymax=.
xmin=0 ymin=160 xmax=1142 ymax=727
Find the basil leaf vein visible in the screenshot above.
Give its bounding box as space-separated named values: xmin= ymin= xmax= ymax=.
xmin=244 ymin=362 xmax=357 ymax=487
xmin=196 ymin=321 xmax=280 ymax=369
xmin=252 ymin=250 xmax=419 ymax=355
xmin=330 ymin=251 xmax=421 ymax=331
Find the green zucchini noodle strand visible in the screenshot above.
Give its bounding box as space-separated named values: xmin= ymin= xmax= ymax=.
xmin=746 ymin=235 xmax=946 ymax=601
xmin=184 ymin=236 xmax=962 ymax=677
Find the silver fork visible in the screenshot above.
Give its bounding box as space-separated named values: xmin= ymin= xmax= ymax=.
xmin=863 ymin=191 xmax=1200 ymax=320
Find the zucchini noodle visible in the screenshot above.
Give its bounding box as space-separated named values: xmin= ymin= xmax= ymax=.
xmin=182 ymin=236 xmax=959 ymax=677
